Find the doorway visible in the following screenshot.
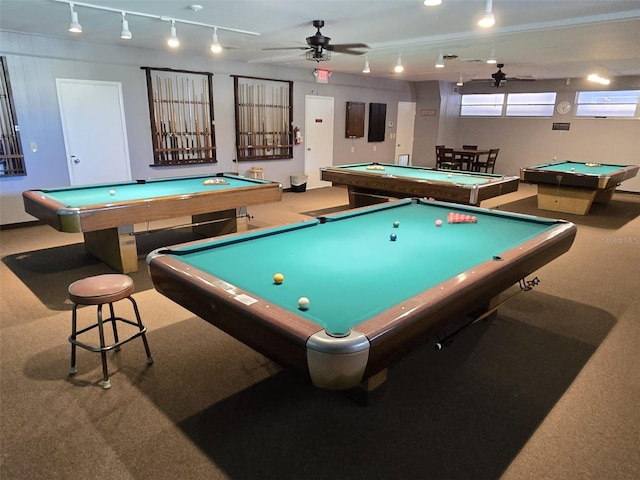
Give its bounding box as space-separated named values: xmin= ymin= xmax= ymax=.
xmin=56 ymin=79 xmax=131 ymax=185
xmin=394 ymin=101 xmax=416 ymax=165
xmin=304 ymin=95 xmax=334 ymax=189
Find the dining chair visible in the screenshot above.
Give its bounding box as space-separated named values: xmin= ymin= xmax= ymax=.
xmin=458 ymin=145 xmax=478 ymax=171
xmin=475 ymin=148 xmax=499 ymax=173
xmin=436 ymin=147 xmax=462 ymax=170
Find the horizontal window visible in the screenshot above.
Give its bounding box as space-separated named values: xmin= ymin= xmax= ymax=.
xmin=506 ymin=92 xmax=556 ymax=117
xmin=460 ymin=94 xmax=505 ymax=116
xmin=576 ymin=90 xmax=639 ymax=117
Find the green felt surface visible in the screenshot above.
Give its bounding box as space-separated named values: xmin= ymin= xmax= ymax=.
xmin=531 ymin=161 xmax=625 ymax=176
xmin=340 ymin=163 xmax=497 ymax=185
xmin=168 ymin=200 xmax=561 ymax=335
xmin=37 ymin=175 xmax=267 ymax=207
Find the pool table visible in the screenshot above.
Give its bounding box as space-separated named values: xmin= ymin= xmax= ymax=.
xmin=147 ymin=198 xmax=576 ymax=396
xmin=23 ymin=173 xmax=282 ymax=273
xmin=520 ymin=160 xmax=639 ymax=215
xmin=320 ymin=163 xmax=519 ymax=208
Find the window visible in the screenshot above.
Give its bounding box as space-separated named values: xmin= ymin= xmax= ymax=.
xmin=460 ymin=94 xmax=505 ymax=116
xmin=506 ymin=92 xmax=556 ymax=117
xmin=0 ymin=57 xmax=26 ymax=176
xmin=576 ymin=90 xmax=640 ymax=117
xmin=142 ymin=67 xmax=216 ymax=166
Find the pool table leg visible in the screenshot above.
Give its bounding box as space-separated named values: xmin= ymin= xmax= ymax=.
xmin=594 ymin=186 xmax=616 ymax=205
xmin=342 ymin=369 xmax=389 ymax=406
xmin=192 ymin=209 xmax=238 ymax=237
xmin=536 ymin=185 xmax=596 ymax=215
xmin=83 ymin=225 xmax=138 ymax=273
xmin=348 ymin=187 xmax=390 ymax=208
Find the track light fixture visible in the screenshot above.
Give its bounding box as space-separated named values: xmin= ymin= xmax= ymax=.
xmin=362 ymin=56 xmax=371 ymax=73
xmin=587 ymin=73 xmax=610 ymax=85
xmin=487 ymin=47 xmax=497 ymax=64
xmin=120 ymin=12 xmax=132 ymax=40
xmin=478 ymin=0 xmax=495 ymax=28
xmin=167 ymin=20 xmax=179 ymax=48
xmin=53 ymin=0 xmax=259 ymax=48
xmin=394 ymin=54 xmax=404 ymax=73
xmin=68 ymin=2 xmax=82 ymax=33
xmin=435 ymin=51 xmax=445 ymax=68
xmin=210 ymin=27 xmax=222 ymax=53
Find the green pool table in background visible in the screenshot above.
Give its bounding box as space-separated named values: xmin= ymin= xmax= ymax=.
xmin=321 ymin=162 xmax=520 ymax=208
xmin=23 ymin=173 xmax=282 ymax=273
xmin=520 ymin=160 xmax=639 ymax=215
xmin=147 ymin=198 xmax=576 ymax=398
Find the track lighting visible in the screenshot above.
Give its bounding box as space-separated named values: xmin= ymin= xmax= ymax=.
xmin=53 ymin=1 xmax=259 ymax=46
xmin=362 ymin=56 xmax=370 ymax=73
xmin=394 ymin=54 xmax=404 ymax=73
xmin=68 ymin=2 xmax=82 ymax=33
xmin=487 ymin=48 xmax=497 ymax=64
xmin=587 ymin=73 xmax=610 ymax=85
xmin=120 ymin=12 xmax=132 ymax=39
xmin=435 ymin=51 xmax=444 ymax=68
xmin=167 ymin=20 xmax=179 ymax=48
xmin=478 ymin=0 xmax=495 ymax=28
xmin=210 ymin=27 xmax=222 ymax=53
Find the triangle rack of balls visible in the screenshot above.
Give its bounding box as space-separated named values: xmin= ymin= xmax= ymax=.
xmin=447 ymin=212 xmax=478 ymax=224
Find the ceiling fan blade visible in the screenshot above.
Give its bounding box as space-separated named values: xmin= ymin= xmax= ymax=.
xmin=326 ymin=43 xmax=369 ymax=55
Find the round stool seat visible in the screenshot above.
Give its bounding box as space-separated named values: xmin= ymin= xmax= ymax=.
xmin=69 ymin=274 xmax=135 ymax=306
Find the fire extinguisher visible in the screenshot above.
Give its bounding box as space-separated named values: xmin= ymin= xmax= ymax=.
xmin=294 ymin=126 xmax=302 ymax=145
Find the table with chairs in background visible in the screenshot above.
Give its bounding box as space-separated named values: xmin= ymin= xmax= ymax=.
xmin=436 ymin=145 xmax=500 ymax=173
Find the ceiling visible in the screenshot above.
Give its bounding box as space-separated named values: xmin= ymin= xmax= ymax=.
xmin=1 ymin=0 xmax=640 ymax=84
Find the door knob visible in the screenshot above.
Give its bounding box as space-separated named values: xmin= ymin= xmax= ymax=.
xmin=71 ymin=155 xmax=80 ymax=164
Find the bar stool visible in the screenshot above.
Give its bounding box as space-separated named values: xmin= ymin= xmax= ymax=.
xmin=248 ymin=167 xmax=265 ymax=179
xmin=68 ymin=274 xmax=153 ymax=389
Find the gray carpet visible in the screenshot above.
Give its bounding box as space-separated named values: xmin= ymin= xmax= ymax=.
xmin=2 ymin=185 xmax=639 ymax=479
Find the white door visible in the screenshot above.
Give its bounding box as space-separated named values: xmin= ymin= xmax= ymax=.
xmin=304 ymin=95 xmax=334 ymax=189
xmin=56 ymin=79 xmax=131 ymax=185
xmin=394 ymin=101 xmax=416 ymax=165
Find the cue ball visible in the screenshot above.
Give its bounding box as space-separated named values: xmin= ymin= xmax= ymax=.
xmin=109 ymin=189 xmax=116 ymax=196
xmin=273 ymin=273 xmax=284 ymax=284
xmin=435 ymin=219 xmax=443 ymax=227
xmin=570 ymin=167 xmax=575 ymax=171
xmin=390 ymin=233 xmax=397 ymax=241
xmin=393 ymin=221 xmax=400 ymax=228
xmin=298 ymin=297 xmax=310 ymax=310
xmin=448 ymin=174 xmax=452 ymax=178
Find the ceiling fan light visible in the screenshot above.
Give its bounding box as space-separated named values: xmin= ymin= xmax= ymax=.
xmin=210 ymin=27 xmax=222 ymax=53
xmin=68 ymin=3 xmax=82 ymax=33
xmin=167 ymin=20 xmax=179 ymax=48
xmin=120 ymin=13 xmax=132 ymax=39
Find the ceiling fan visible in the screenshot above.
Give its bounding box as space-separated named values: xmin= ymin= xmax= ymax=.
xmin=490 ymin=63 xmax=535 ymax=87
xmin=264 ymin=20 xmax=369 ymax=62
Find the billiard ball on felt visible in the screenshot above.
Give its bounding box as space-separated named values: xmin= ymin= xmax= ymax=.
xmin=393 ymin=221 xmax=400 ymax=228
xmin=570 ymin=167 xmax=575 ymax=172
xmin=298 ymin=297 xmax=310 ymax=310
xmin=390 ymin=233 xmax=397 ymax=241
xmin=435 ymin=219 xmax=443 ymax=227
xmin=109 ymin=189 xmax=116 ymax=196
xmin=273 ymin=273 xmax=284 ymax=284
xmin=447 ymin=174 xmax=452 ymax=178
xmin=203 ymin=179 xmax=215 ymax=185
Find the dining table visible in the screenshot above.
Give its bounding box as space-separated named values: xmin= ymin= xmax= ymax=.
xmin=452 ymin=147 xmax=491 ymax=171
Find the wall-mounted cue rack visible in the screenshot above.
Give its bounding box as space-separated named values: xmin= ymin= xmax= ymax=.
xmin=233 ymin=76 xmax=293 ymax=161
xmin=0 ymin=57 xmax=26 ymax=177
xmin=142 ymin=67 xmax=216 ymax=166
